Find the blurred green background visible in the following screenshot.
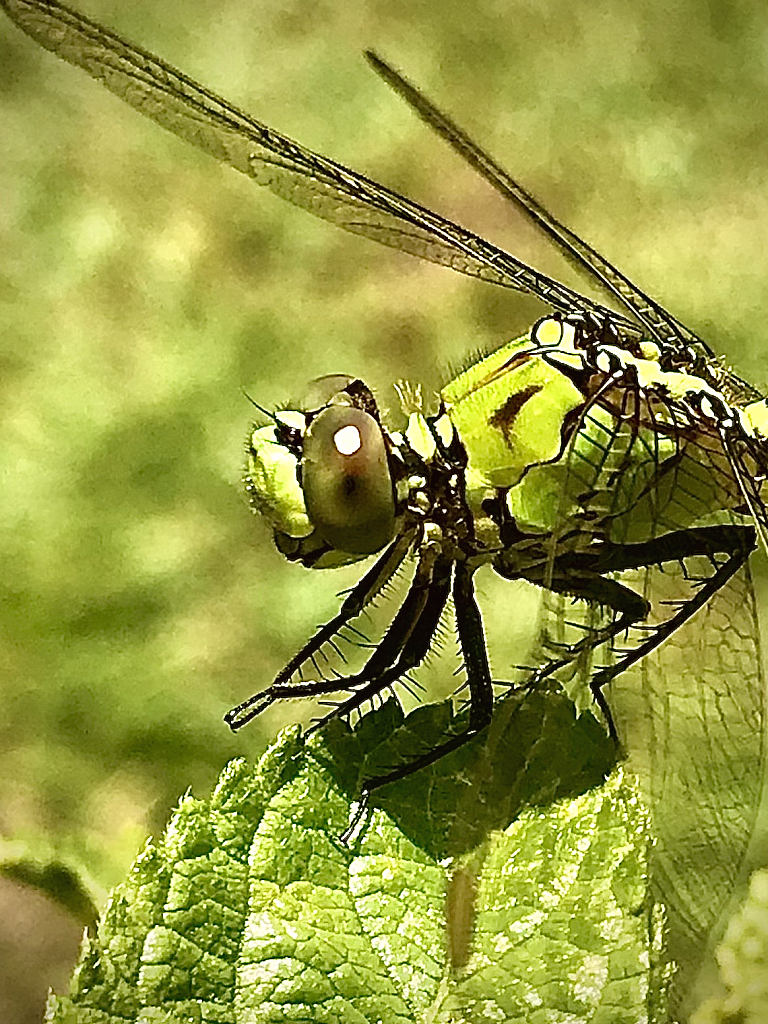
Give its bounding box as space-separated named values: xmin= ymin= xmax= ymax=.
xmin=3 ymin=0 xmax=768 ymax=1017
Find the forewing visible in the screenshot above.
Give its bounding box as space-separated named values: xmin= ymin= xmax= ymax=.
xmin=365 ymin=50 xmax=704 ymax=353
xmin=3 ymin=0 xmax=621 ymax=316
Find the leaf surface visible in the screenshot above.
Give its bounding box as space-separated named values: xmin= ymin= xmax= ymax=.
xmin=45 ymin=696 xmax=667 ymax=1023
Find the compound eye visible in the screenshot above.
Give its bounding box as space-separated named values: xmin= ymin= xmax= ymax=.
xmin=302 ymin=405 xmax=395 ymax=555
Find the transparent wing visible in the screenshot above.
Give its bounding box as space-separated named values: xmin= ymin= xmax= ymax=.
xmin=611 ymin=560 xmax=764 ymax=1013
xmin=532 ymin=380 xmax=766 ymax=1014
xmin=365 ymin=50 xmax=708 ymax=354
xmin=1 ymin=0 xmax=636 ymax=325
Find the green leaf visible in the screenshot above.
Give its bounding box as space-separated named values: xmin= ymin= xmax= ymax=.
xmin=45 ymin=695 xmax=668 ymax=1024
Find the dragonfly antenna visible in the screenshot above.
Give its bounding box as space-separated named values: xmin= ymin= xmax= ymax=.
xmin=242 ymin=389 xmax=277 ymax=422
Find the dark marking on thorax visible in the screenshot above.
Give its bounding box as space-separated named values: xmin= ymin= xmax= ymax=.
xmin=487 ymin=384 xmax=543 ymax=448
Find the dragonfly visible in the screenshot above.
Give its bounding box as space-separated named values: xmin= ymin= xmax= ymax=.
xmin=3 ymin=0 xmax=766 ymax=1009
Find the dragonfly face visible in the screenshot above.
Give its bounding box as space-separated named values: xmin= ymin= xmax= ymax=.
xmin=3 ymin=0 xmax=766 ymax=1010
xmin=247 ymin=377 xmax=399 ymax=566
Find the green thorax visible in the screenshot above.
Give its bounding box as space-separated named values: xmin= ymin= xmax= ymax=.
xmin=437 ymin=328 xmax=596 ymax=537
xmin=441 ymin=333 xmax=582 ymax=498
xmin=435 ymin=321 xmax=758 ymax=542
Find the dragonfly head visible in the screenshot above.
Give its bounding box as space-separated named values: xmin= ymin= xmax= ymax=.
xmin=245 ymin=376 xmax=398 ymax=567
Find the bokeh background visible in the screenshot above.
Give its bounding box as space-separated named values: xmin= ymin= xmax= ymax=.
xmin=3 ymin=0 xmax=768 ymax=1018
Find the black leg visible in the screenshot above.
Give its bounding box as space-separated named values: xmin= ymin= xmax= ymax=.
xmin=228 ymin=542 xmax=448 ymax=730
xmin=559 ymin=524 xmax=755 ymax=576
xmin=340 ymin=562 xmax=493 ymax=844
xmin=225 ymin=531 xmax=413 ymax=729
xmin=589 ymin=535 xmax=753 ymax=702
xmin=356 ymin=562 xmax=494 ymax=797
xmin=528 ymin=523 xmax=756 ymax=738
xmin=527 ymin=573 xmax=650 ymax=685
xmin=304 ymin=553 xmax=453 ymax=734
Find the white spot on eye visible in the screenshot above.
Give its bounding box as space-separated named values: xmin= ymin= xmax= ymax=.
xmin=334 ymin=424 xmax=362 ymax=455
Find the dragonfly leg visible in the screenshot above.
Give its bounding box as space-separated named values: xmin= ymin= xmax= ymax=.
xmin=589 ymin=526 xmax=755 ymax=706
xmin=531 ymin=523 xmax=756 ymax=739
xmin=225 ymin=532 xmax=413 ymax=730
xmin=521 ymin=572 xmax=648 ymax=740
xmin=575 ymin=523 xmax=755 ymax=575
xmin=534 ymin=573 xmax=649 ymax=666
xmin=351 ymin=562 xmax=493 ymax=799
xmin=303 ymin=553 xmax=453 ymax=735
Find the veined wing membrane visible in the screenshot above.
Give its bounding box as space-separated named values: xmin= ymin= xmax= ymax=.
xmin=539 ymin=563 xmax=763 ymax=1015
xmin=615 ymin=560 xmax=763 ymax=1014
xmin=1 ymin=0 xmax=644 ymax=328
xmin=365 ymin=50 xmax=708 ymax=354
xmin=532 ymin=380 xmax=765 ymax=1015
